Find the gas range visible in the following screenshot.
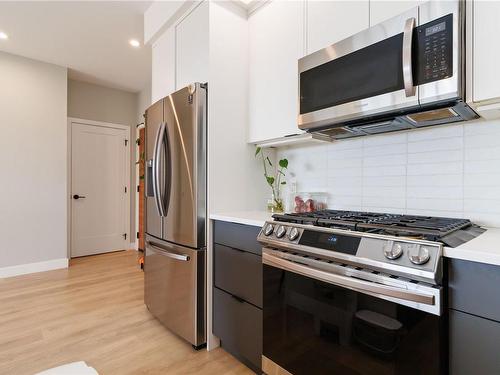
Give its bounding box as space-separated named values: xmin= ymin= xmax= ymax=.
xmin=258 ymin=210 xmax=485 ymax=287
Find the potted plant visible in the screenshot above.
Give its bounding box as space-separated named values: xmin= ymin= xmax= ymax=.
xmin=255 ymin=147 xmax=288 ymax=213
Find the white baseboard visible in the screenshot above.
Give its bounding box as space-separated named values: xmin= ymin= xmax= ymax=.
xmin=0 ymin=258 xmax=69 ymax=279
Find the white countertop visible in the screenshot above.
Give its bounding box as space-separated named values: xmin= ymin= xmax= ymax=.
xmin=444 ymin=227 xmax=500 ymax=266
xmin=210 ymin=211 xmax=272 ymax=227
xmin=210 ymin=211 xmax=500 ymax=266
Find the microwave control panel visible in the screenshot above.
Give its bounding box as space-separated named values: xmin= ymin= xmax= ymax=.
xmin=414 ymin=14 xmax=453 ymax=85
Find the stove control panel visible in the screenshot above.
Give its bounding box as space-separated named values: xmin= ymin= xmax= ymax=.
xmin=258 ymin=221 xmax=442 ymax=283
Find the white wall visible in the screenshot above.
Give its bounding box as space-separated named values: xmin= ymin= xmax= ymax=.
xmin=0 ymin=52 xmax=68 ymax=268
xmin=137 ymin=81 xmax=152 ymax=125
xmin=276 ymin=119 xmax=500 ymax=228
xmin=68 ymin=79 xmax=137 ymax=126
xmin=68 ymin=79 xmax=139 ymax=242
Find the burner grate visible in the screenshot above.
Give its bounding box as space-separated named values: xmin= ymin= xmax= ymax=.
xmin=272 ymin=209 xmax=472 ymax=240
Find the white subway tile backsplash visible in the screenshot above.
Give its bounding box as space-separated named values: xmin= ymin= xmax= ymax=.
xmin=363 ymin=176 xmax=406 ymax=187
xmin=363 ymin=196 xmax=406 ymax=209
xmin=464 ymin=146 xmax=500 ymax=161
xmin=464 ymin=160 xmax=500 ymax=174
xmin=464 ymin=120 xmax=500 ymax=136
xmin=407 ymin=174 xmax=463 ymax=187
xmin=465 ymin=134 xmax=500 ymax=148
xmin=407 ymin=136 xmax=463 ymax=153
xmin=407 ymin=149 xmax=462 ymax=164
xmin=407 ymin=185 xmax=463 ymax=200
xmin=407 ymin=198 xmax=463 ymax=212
xmin=364 ymin=154 xmax=407 ymax=167
xmin=407 ymin=124 xmax=463 ymax=142
xmin=276 ymin=119 xmax=500 ymax=227
xmin=407 ymin=161 xmax=463 ymax=176
xmin=363 ymin=165 xmax=406 ymax=177
xmin=464 ymin=173 xmax=500 ymax=187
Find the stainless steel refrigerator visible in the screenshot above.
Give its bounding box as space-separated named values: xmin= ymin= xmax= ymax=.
xmin=144 ymin=83 xmax=206 ymax=348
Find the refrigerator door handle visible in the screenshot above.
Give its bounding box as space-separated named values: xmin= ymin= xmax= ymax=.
xmin=161 ymin=120 xmax=172 ymax=218
xmin=153 ymin=122 xmax=166 ymax=217
xmin=147 ymin=241 xmax=190 ymax=262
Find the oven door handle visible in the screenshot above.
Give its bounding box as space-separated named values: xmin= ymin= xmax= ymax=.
xmin=262 ymin=251 xmax=435 ymax=306
xmin=402 ymin=17 xmax=416 ymax=97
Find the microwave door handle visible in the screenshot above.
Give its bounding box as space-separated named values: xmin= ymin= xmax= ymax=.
xmin=403 ymin=17 xmax=416 ymax=97
xmin=262 ymin=251 xmax=435 ymax=306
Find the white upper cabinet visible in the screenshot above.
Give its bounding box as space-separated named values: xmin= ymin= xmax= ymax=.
xmin=473 ymin=1 xmax=500 ymax=103
xmin=248 ymin=1 xmax=305 ymax=143
xmin=369 ymin=0 xmax=423 ymax=26
xmin=176 ymin=1 xmax=209 ymax=90
xmin=151 ymin=28 xmax=176 ymax=103
xmin=306 ymin=1 xmax=369 ymax=54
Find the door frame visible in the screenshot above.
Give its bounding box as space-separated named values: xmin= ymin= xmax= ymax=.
xmin=67 ymin=117 xmax=131 ymax=258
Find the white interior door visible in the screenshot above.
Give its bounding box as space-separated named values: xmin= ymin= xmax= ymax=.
xmin=71 ymin=121 xmax=129 ymax=257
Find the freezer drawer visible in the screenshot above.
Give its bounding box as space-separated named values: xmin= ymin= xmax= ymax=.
xmin=144 ymin=236 xmax=206 ymax=346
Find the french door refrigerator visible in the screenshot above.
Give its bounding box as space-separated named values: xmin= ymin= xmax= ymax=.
xmin=144 ymin=83 xmax=206 ymax=348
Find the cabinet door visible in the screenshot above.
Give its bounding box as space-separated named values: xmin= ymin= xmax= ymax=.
xmin=473 ymin=1 xmax=500 ymax=103
xmin=450 ymin=309 xmax=500 ymax=375
xmin=369 ymin=0 xmax=423 ymax=26
xmin=151 ymin=28 xmax=175 ymax=103
xmin=248 ymin=0 xmax=304 ymax=143
xmin=307 ymin=1 xmax=369 ymax=54
xmin=176 ymin=1 xmax=209 ymax=89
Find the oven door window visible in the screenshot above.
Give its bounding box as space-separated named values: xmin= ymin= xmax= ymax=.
xmin=263 ymin=265 xmax=445 ymax=375
xmin=300 ymin=34 xmax=404 ymax=115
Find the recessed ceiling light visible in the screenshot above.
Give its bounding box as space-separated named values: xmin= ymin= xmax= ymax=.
xmin=129 ymin=39 xmax=140 ymax=48
xmin=0 ymin=32 xmax=8 ymax=40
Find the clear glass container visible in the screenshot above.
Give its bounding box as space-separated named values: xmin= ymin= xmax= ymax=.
xmin=289 ymin=192 xmax=328 ymax=213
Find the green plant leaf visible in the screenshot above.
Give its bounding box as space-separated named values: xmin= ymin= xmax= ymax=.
xmin=266 ymin=176 xmax=275 ymax=186
xmin=279 ymin=159 xmax=289 ymax=168
xmin=255 ymin=146 xmax=261 ymax=156
xmin=266 ymin=156 xmax=273 ymax=166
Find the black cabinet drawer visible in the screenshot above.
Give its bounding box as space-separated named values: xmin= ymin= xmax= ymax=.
xmin=448 ymin=258 xmax=500 ymax=322
xmin=213 ymin=287 xmax=262 ymax=373
xmin=213 ymin=221 xmax=262 ymax=255
xmin=214 ymin=244 xmax=262 ymax=308
xmin=450 ymin=309 xmax=500 ymax=375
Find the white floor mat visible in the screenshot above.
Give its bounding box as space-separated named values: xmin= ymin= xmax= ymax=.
xmin=34 ymin=361 xmax=98 ymax=375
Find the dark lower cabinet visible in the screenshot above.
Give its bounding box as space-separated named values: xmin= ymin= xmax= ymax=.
xmin=449 ymin=309 xmax=500 ymax=375
xmin=213 ymin=221 xmax=262 ymax=373
xmin=213 ymin=287 xmax=262 ymax=373
xmin=448 ymin=258 xmax=500 ymax=374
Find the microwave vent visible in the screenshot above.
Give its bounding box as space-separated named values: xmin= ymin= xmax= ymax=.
xmin=406 ymin=107 xmax=459 ymax=125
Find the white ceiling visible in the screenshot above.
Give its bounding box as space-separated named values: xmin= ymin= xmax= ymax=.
xmin=0 ymin=1 xmax=152 ymax=93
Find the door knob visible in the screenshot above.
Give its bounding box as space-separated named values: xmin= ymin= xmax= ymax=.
xmin=73 ymin=194 xmax=86 ymax=200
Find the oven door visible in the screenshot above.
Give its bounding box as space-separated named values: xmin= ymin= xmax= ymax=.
xmin=262 ymin=250 xmax=446 ymax=375
xmin=298 ymin=7 xmax=420 ymax=130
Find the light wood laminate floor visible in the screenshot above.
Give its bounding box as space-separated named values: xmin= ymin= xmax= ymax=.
xmin=0 ymin=251 xmax=253 ymax=375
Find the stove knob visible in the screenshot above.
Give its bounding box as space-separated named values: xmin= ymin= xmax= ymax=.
xmin=384 ymin=242 xmax=403 ymax=260
xmin=263 ymin=223 xmax=274 ymax=236
xmin=288 ymin=227 xmax=300 ymax=241
xmin=275 ymin=225 xmax=287 ymax=238
xmin=408 ymin=246 xmax=430 ymax=265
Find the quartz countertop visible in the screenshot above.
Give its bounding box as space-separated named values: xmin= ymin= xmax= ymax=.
xmin=210 ymin=211 xmax=272 ymax=227
xmin=444 ymin=227 xmax=500 ymax=266
xmin=210 ymin=211 xmax=500 ymax=267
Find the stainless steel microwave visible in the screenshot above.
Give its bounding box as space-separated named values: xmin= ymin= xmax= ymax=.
xmin=298 ymin=1 xmax=478 ymax=139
